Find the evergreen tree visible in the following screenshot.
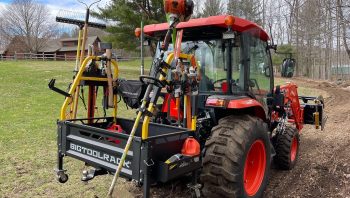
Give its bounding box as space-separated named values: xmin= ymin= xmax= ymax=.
xmin=97 ymin=0 xmax=166 ymax=50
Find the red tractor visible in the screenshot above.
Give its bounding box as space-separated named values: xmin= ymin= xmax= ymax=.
xmin=141 ymin=15 xmax=326 ymax=197
xmin=53 ymin=5 xmax=326 ymax=198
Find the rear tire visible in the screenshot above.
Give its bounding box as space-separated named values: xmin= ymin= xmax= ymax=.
xmin=274 ymin=126 xmax=300 ymax=170
xmin=201 ymin=115 xmax=271 ymax=198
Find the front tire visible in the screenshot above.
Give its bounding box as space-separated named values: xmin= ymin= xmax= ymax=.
xmin=201 ymin=115 xmax=271 ymax=198
xmin=274 ymin=126 xmax=300 ymax=170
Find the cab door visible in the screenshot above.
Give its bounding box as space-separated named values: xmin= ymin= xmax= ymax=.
xmin=242 ymin=33 xmax=273 ymax=111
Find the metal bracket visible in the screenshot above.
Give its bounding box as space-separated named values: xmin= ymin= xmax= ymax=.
xmin=187 ymin=183 xmax=202 ymax=198
xmin=143 ymin=159 xmax=154 ymax=167
xmin=54 ymin=168 xmax=67 ymax=175
xmin=81 ymin=168 xmax=107 ymax=182
xmin=48 ymin=79 xmax=71 ymax=97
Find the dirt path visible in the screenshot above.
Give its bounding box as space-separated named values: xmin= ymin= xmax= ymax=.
xmin=265 ymin=78 xmax=350 ymax=198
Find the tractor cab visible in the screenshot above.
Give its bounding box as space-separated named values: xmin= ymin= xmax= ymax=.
xmin=144 ymin=15 xmax=273 ymax=120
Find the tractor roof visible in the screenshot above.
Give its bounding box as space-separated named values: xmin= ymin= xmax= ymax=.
xmin=144 ymin=15 xmax=269 ymax=41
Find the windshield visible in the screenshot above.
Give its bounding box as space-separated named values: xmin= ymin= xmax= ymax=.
xmin=155 ymin=39 xmax=242 ymax=93
xmin=194 ymin=40 xmax=226 ymax=92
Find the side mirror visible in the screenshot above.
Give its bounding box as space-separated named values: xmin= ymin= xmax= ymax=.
xmin=267 ymin=44 xmax=277 ymax=51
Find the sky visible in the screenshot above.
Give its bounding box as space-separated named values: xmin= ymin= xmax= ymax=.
xmin=0 ymin=0 xmax=111 ymax=16
xmin=0 ymin=0 xmax=112 ymax=34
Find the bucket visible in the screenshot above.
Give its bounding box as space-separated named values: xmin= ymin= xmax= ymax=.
xmin=181 ymin=137 xmax=200 ymax=156
xmin=107 ymin=124 xmax=125 ymax=144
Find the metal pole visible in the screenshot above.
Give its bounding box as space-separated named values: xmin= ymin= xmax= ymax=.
xmin=141 ymin=19 xmax=145 ymax=75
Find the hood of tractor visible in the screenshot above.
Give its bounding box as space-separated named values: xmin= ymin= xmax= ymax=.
xmin=144 ymin=15 xmax=269 ymax=41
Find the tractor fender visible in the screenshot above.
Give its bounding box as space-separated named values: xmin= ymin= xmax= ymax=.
xmin=206 ymin=97 xmax=267 ymax=121
xmin=227 ymin=98 xmax=267 ymax=121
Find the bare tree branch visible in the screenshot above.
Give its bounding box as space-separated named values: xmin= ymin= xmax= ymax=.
xmin=0 ymin=0 xmax=57 ymax=53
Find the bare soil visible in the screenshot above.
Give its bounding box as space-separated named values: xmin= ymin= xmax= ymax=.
xmin=265 ymin=78 xmax=350 ymax=198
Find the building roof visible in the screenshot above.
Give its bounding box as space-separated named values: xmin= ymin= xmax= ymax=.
xmin=38 ymin=36 xmax=100 ymax=53
xmin=40 ymin=39 xmax=61 ymax=53
xmin=59 ymin=36 xmax=100 ymax=52
xmin=60 ymin=36 xmax=99 ymax=43
xmin=60 ymin=46 xmax=81 ymax=52
xmin=144 ymin=15 xmax=269 ymax=41
xmin=3 ymin=35 xmax=101 ymax=54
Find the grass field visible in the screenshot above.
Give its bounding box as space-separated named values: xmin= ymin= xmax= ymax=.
xmin=0 ymin=59 xmax=151 ymax=198
xmin=0 ymin=60 xmax=325 ymax=198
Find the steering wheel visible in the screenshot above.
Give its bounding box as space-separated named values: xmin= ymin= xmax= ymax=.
xmin=212 ymin=78 xmax=227 ymax=89
xmin=139 ymin=75 xmax=166 ymax=88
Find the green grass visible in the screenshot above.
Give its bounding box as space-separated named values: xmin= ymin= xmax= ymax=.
xmin=0 ymin=59 xmax=324 ymax=197
xmin=274 ymin=77 xmax=328 ymax=98
xmin=0 ymin=59 xmax=151 ymax=198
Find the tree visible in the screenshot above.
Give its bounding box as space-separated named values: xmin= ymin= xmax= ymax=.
xmin=202 ymin=0 xmax=225 ymax=17
xmin=227 ymin=0 xmax=262 ymax=24
xmin=271 ymin=44 xmax=295 ymax=66
xmin=337 ymin=0 xmax=350 ymax=60
xmin=97 ymin=0 xmax=166 ymax=50
xmin=192 ymin=0 xmax=203 ymax=18
xmin=0 ymin=0 xmax=57 ymax=53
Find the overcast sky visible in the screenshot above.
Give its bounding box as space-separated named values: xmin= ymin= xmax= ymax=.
xmin=0 ymin=0 xmax=111 ymax=15
xmin=0 ymin=0 xmax=111 ymax=34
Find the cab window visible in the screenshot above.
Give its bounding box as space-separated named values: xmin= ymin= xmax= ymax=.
xmin=245 ymin=34 xmax=272 ymax=95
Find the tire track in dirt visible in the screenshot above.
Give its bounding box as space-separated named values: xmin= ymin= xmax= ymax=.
xmin=265 ymin=78 xmax=350 ymax=198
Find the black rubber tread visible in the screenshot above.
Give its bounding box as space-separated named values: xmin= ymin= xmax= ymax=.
xmin=57 ymin=174 xmax=68 ymax=183
xmin=201 ymin=115 xmax=271 ymax=198
xmin=273 ymin=126 xmax=300 ymax=170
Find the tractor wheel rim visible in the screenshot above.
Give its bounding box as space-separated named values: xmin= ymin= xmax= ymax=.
xmin=290 ymin=137 xmax=298 ymax=162
xmin=243 ymin=140 xmax=266 ymax=196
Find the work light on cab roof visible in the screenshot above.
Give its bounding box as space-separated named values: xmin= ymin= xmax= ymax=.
xmin=224 ymin=15 xmax=235 ymax=27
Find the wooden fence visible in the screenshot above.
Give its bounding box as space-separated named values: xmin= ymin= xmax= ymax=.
xmin=0 ymin=52 xmax=139 ymax=62
xmin=0 ymin=53 xmax=75 ymax=61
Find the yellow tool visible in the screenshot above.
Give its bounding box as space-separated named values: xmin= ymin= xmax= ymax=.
xmin=60 ymin=56 xmax=119 ymax=121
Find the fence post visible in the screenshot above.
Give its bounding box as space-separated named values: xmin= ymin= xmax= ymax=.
xmin=65 ymin=54 xmax=67 ymax=61
xmin=54 ymin=53 xmax=57 ymax=61
xmin=14 ymin=52 xmax=17 ymax=60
